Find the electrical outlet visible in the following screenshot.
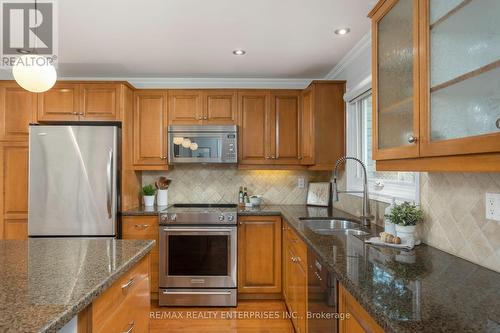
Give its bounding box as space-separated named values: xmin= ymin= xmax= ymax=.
xmin=485 ymin=193 xmax=500 ymax=221
xmin=298 ymin=176 xmax=305 ymax=189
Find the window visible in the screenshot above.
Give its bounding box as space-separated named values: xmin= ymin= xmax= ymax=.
xmin=346 ymin=90 xmax=419 ymax=203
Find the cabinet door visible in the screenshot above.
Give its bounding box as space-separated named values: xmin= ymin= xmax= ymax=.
xmin=271 ymin=91 xmax=301 ymax=164
xmin=238 ymin=216 xmax=281 ymax=294
xmin=419 ymin=0 xmax=500 ymax=157
xmin=293 ymin=254 xmax=307 ymax=333
xmin=133 ymin=91 xmax=168 ymax=169
xmin=0 ymin=142 xmax=28 ymax=239
xmin=0 ymin=83 xmax=37 ymax=141
xmin=168 ymin=90 xmax=203 ymax=124
xmin=238 ymin=91 xmax=272 ymax=164
xmin=38 ymin=83 xmax=80 ymax=121
xmin=372 ymin=0 xmax=420 ymax=160
xmin=339 ymin=284 xmax=384 ymax=333
xmin=300 ymin=88 xmax=315 ymax=165
xmin=205 ymin=90 xmax=237 ymax=124
xmin=122 ymin=216 xmax=159 ymax=300
xmin=81 ymin=84 xmax=120 ymax=121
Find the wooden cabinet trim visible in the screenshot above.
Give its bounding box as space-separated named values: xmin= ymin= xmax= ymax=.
xmin=339 ymin=283 xmax=385 ymax=333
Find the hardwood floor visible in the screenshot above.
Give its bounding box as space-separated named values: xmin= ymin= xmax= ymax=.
xmin=150 ymin=300 xmax=295 ymax=333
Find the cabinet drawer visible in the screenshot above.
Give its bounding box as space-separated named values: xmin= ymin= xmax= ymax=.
xmin=122 ymin=216 xmax=158 ymax=240
xmin=92 ymin=255 xmax=150 ymax=332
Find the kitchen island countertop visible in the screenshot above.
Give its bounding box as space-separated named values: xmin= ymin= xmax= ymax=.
xmin=0 ymin=238 xmax=154 ymax=333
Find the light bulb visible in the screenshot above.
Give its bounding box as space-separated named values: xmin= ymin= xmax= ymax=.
xmin=181 ymin=138 xmax=191 ymax=148
xmin=12 ymin=55 xmax=57 ymax=93
xmin=173 ymin=137 xmax=184 ymax=145
xmin=189 ymin=142 xmax=198 ymax=151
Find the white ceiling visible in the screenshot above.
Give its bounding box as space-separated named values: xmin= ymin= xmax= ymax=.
xmin=55 ymin=0 xmax=374 ymax=79
xmin=0 ymin=0 xmax=375 ymax=84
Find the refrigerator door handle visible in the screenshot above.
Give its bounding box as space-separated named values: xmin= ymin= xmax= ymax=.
xmin=106 ymin=149 xmax=113 ymax=219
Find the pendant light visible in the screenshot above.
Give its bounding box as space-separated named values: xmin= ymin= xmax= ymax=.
xmin=12 ymin=0 xmax=57 ymax=92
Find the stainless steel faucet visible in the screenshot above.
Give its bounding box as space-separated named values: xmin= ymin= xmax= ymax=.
xmin=332 ymin=156 xmax=373 ymax=226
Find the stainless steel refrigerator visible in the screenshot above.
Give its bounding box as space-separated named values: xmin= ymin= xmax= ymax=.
xmin=28 ymin=125 xmax=119 ymax=237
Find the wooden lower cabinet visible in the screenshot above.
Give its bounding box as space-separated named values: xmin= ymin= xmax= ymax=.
xmin=283 ymin=222 xmax=308 ymax=333
xmin=238 ymin=216 xmax=282 ymax=296
xmin=339 ymin=284 xmax=384 ymax=333
xmin=79 ymin=254 xmax=151 ymax=333
xmin=0 ymin=141 xmax=29 ymax=240
xmin=122 ymin=216 xmax=159 ymax=300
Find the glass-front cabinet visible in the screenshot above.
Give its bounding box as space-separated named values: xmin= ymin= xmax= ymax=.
xmin=419 ymin=0 xmax=500 ymax=156
xmin=369 ymin=0 xmax=500 ymax=170
xmin=371 ymin=0 xmax=420 ymax=160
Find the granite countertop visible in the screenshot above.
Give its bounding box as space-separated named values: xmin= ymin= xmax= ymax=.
xmin=121 ymin=205 xmax=168 ymax=216
xmin=249 ymin=205 xmax=500 ymax=333
xmin=121 ymin=204 xmax=500 ymax=332
xmin=0 ymin=238 xmax=155 ymax=333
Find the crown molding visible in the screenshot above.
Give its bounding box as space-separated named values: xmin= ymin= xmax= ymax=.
xmin=56 ymin=77 xmax=316 ymax=89
xmin=324 ymin=31 xmax=372 ymax=80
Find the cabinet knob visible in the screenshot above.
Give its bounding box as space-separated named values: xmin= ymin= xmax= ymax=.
xmin=265 ymin=156 xmax=270 ymax=159
xmin=72 ymin=112 xmax=78 ymax=115
xmin=198 ymin=116 xmax=203 ymax=120
xmin=407 ymin=135 xmax=417 ymax=144
xmin=271 ymin=156 xmax=276 ymax=159
xmin=298 ymin=156 xmax=303 ymax=160
xmin=78 ymin=112 xmax=84 ymax=116
xmin=204 ymin=116 xmax=208 ymax=120
xmin=496 ymin=118 xmax=500 ymax=129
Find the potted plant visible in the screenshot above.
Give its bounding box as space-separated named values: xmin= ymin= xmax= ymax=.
xmin=142 ymin=184 xmax=156 ymax=207
xmin=385 ymin=202 xmax=423 ymax=244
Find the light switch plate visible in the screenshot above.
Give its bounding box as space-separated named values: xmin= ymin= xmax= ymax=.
xmin=298 ymin=176 xmax=305 ymax=189
xmin=485 ymin=193 xmax=500 ymax=221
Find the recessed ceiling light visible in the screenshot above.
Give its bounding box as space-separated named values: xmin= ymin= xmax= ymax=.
xmin=334 ymin=28 xmax=350 ymax=35
xmin=232 ymin=49 xmax=246 ymax=56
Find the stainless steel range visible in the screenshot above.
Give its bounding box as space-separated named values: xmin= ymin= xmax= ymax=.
xmin=159 ymin=204 xmax=238 ymax=307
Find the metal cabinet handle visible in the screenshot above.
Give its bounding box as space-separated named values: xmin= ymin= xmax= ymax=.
xmin=315 ymin=271 xmax=322 ymax=281
xmin=265 ymin=156 xmax=271 ymax=159
xmin=123 ymin=321 xmax=135 ymax=333
xmin=121 ymin=278 xmax=135 ymax=290
xmin=78 ymin=112 xmax=84 ymax=115
xmin=72 ymin=112 xmax=78 ymax=115
xmin=407 ymin=135 xmax=417 ymax=144
xmin=134 ymin=224 xmax=150 ymax=230
xmin=204 ymin=116 xmax=208 ymax=120
xmin=198 ymin=116 xmax=203 ymax=120
xmin=496 ymin=118 xmax=500 ymax=129
xmin=298 ymin=156 xmax=303 ymax=160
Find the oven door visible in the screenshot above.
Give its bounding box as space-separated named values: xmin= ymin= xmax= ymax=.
xmin=159 ymin=226 xmax=237 ymax=288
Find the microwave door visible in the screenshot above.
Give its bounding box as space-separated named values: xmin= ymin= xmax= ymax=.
xmin=169 ymin=132 xmax=223 ymax=163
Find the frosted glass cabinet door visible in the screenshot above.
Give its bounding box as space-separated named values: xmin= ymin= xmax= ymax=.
xmin=423 ymin=0 xmax=500 ymax=155
xmin=372 ymin=0 xmax=419 ymax=159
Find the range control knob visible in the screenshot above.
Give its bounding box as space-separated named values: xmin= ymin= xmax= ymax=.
xmin=227 ymin=215 xmax=234 ymax=222
xmin=170 ymin=214 xmax=177 ymax=222
xmin=218 ymin=215 xmax=225 ymax=222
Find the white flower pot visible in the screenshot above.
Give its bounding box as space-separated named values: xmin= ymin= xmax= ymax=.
xmin=395 ymin=225 xmax=416 ymax=245
xmin=384 ymin=221 xmax=396 ymax=235
xmin=143 ymin=195 xmax=155 ymax=207
xmin=157 ymin=189 xmax=168 ymax=207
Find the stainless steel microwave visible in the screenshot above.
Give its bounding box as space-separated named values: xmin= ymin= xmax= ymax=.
xmin=168 ymin=125 xmax=237 ymax=164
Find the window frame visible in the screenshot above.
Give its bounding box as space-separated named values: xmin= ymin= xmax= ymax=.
xmin=346 ymin=89 xmax=420 ymax=204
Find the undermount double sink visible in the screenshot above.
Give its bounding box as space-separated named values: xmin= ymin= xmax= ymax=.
xmin=299 ymin=218 xmax=370 ymax=237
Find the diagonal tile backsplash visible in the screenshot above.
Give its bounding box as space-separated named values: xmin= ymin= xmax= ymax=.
xmin=142 ymin=165 xmax=330 ymax=205
xmin=420 ymin=172 xmax=500 ymax=274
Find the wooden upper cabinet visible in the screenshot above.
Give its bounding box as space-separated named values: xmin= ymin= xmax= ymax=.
xmin=133 ymin=91 xmax=168 ymax=169
xmin=38 ymin=83 xmax=122 ymax=122
xmin=418 ymin=0 xmax=500 ymax=157
xmin=81 ymin=84 xmax=120 ymax=121
xmin=0 ymin=83 xmax=37 ymax=141
xmin=238 ymin=91 xmax=271 ymax=164
xmin=370 ymin=0 xmax=500 ymax=171
xmin=271 ymin=91 xmax=300 ymax=165
xmin=0 ymin=141 xmax=29 ymax=240
xmin=168 ymin=90 xmax=203 ymax=124
xmin=300 ymin=88 xmax=315 ymax=165
xmin=370 ymin=0 xmax=420 ymax=161
xmin=38 ymin=83 xmax=80 ymax=121
xmin=238 ymin=216 xmax=282 ymax=295
xmin=205 ymin=90 xmax=237 ymax=124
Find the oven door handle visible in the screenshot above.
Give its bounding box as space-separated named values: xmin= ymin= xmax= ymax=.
xmin=162 ymin=290 xmax=233 ymax=296
xmin=162 ymin=227 xmax=234 ymax=233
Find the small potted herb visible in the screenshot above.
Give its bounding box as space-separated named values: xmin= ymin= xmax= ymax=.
xmin=142 ymin=184 xmax=156 ymax=207
xmin=385 ymin=202 xmax=423 ymax=244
